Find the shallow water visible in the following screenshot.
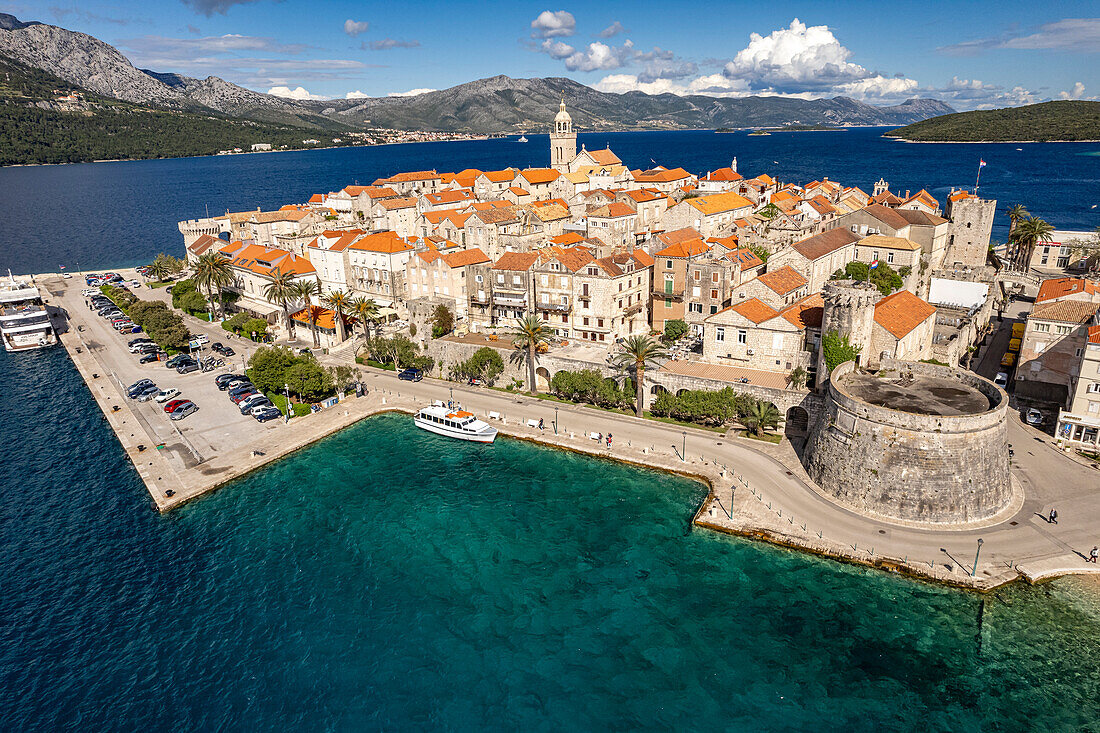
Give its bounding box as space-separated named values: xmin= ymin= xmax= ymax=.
xmin=1 ymin=347 xmax=1098 ymax=731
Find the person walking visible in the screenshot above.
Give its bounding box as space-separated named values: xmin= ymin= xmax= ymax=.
xmin=538 ymin=417 xmax=544 ymax=431
xmin=1049 ymin=508 xmax=1058 ymax=524
xmin=606 ymin=433 xmax=613 ymax=449
xmin=1089 ymin=546 xmax=1099 ymax=564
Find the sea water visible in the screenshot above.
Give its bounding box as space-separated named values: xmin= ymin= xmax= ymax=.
xmin=1 ymin=347 xmax=1098 ymax=731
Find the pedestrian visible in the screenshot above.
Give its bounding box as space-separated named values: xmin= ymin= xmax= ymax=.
xmin=1089 ymin=546 xmax=1099 ymax=564
xmin=538 ymin=417 xmax=544 ymax=431
xmin=1049 ymin=508 xmax=1058 ymax=524
xmin=607 ymin=433 xmax=613 ymax=449
xmin=596 ymin=432 xmax=602 ymax=443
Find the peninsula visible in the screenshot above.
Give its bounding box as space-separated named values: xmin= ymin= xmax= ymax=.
xmin=886 ymin=100 xmax=1100 ymax=142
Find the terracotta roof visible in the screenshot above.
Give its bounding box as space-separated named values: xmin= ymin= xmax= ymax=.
xmin=187 ymin=233 xmax=220 ymax=256
xmin=791 ymin=228 xmax=859 ymax=260
xmin=562 ymin=171 xmax=589 ymax=184
xmin=896 ymin=209 xmax=948 ymax=226
xmin=632 ymin=167 xmax=692 ymax=183
xmin=620 ymin=188 xmax=666 ymax=203
xmin=874 ymin=190 xmax=904 ymax=206
xmin=542 ymin=246 xmax=595 ymax=273
xmin=442 ymin=248 xmax=491 ymax=268
xmin=779 ymin=293 xmax=824 ymax=329
xmin=1089 ymin=324 xmax=1100 ymax=344
xmin=703 ymin=167 xmax=743 ymax=182
xmin=290 ymin=306 xmax=351 ymax=330
xmin=586 ymin=148 xmax=622 ymax=166
xmin=730 ymin=297 xmax=780 ymax=324
xmin=903 ymin=189 xmax=939 ymax=210
xmin=348 ymin=231 xmax=413 ymax=254
xmin=805 ymin=195 xmax=838 ymax=216
xmin=589 ymin=202 xmax=635 ymax=218
xmin=416 ymin=249 xmax=442 ymax=264
xmin=507 ymin=186 xmax=530 ymax=196
xmin=1035 ymin=277 xmax=1100 ymax=303
xmin=481 ymin=169 xmax=517 ymax=183
xmin=707 ymin=235 xmax=739 ymax=250
xmin=520 ymin=168 xmax=560 ymax=185
xmin=873 ymin=290 xmax=936 ymax=339
xmin=549 ymin=232 xmax=585 ymax=246
xmin=474 ymin=206 xmax=521 ymax=224
xmin=683 ymin=191 xmax=754 ymax=215
xmin=466 ymin=200 xmax=512 ymax=211
xmin=308 ymin=193 xmax=324 ymax=204
xmin=527 ymin=203 xmax=571 ymax=221
xmin=859 ymin=203 xmax=911 ymax=231
xmin=308 ymin=229 xmax=365 ymax=252
xmin=948 ymin=189 xmax=977 ymax=203
xmin=755 ymin=174 xmax=775 ymax=186
xmin=630 ymin=249 xmax=655 ymax=267
xmin=377 ymin=196 xmax=418 ymax=210
xmin=858 ymin=234 xmax=922 ymax=252
xmin=657 ymin=227 xmax=703 ymax=246
xmin=229 ymin=243 xmax=315 ymax=277
xmin=380 ymin=170 xmax=440 ymax=183
xmin=251 ymin=209 xmax=310 ymax=223
xmin=344 ymin=185 xmax=398 ymax=199
xmin=425 ymin=190 xmax=475 ymax=205
xmin=727 ymin=248 xmax=764 ymax=271
xmin=1029 ymin=300 xmax=1099 ymax=325
xmin=757 ymin=266 xmax=808 ymax=295
xmin=492 ymin=251 xmax=539 ymax=271
xmin=655 ymin=238 xmax=710 ymax=258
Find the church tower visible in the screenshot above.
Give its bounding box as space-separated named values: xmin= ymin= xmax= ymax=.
xmin=550 ymin=97 xmax=576 ymax=172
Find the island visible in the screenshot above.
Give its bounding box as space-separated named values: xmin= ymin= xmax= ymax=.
xmin=885 ymin=100 xmax=1100 ymax=143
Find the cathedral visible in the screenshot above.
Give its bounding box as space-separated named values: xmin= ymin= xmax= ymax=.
xmin=549 ymin=98 xmax=576 ymax=172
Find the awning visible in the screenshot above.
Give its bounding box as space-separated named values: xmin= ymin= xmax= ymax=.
xmin=237 ymin=298 xmax=282 ymax=316
xmin=376 ymin=307 xmax=398 ymax=318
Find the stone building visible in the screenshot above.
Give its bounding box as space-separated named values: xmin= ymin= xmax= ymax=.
xmin=571 ymin=251 xmax=653 ymax=343
xmin=489 ymin=251 xmax=539 ymax=325
xmin=944 ymin=189 xmax=996 ymax=268
xmin=767 ymin=228 xmax=858 ymax=293
xmin=660 ymin=192 xmax=754 ymax=238
xmin=701 ymin=297 xmax=813 ymax=373
xmin=804 ymin=360 xmax=1011 ymax=524
xmin=1016 ymin=299 xmax=1100 ymax=403
xmin=550 ymin=99 xmax=576 ymax=172
xmin=853 ymin=235 xmax=923 ymax=294
xmin=1056 ymin=324 xmax=1100 ymax=449
xmin=651 ymin=236 xmax=711 ymax=330
xmin=736 ymin=266 xmax=810 ymax=310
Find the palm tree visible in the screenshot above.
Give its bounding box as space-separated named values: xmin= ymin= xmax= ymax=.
xmin=1011 ymin=217 xmax=1055 ymax=271
xmin=193 ymin=252 xmax=234 ymax=319
xmin=610 ymin=335 xmax=669 ymax=417
xmin=303 ymin=305 xmax=326 ymax=348
xmin=1006 ymin=204 xmax=1030 ymax=239
xmin=741 ymin=399 xmax=782 ymax=437
xmin=349 ymin=296 xmax=379 ymax=342
xmin=786 ymin=365 xmax=808 ymax=390
xmin=510 ymin=314 xmax=553 ymax=395
xmin=293 ymin=279 xmax=322 ymax=348
xmin=147 ymin=254 xmax=172 ymax=282
xmin=322 ymin=289 xmax=351 ymax=343
xmin=263 ymin=268 xmax=298 ymax=341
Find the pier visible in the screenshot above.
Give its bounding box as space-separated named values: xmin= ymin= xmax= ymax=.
xmin=38 ymin=271 xmax=1100 ymax=589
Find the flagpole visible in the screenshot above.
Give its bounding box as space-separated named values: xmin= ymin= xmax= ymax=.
xmin=975 ymin=160 xmax=983 ymax=193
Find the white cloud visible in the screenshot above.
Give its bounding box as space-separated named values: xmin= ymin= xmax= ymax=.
xmin=1059 ymin=81 xmax=1086 ymax=100
xmin=345 ymin=90 xmax=369 ymax=99
xmin=343 ymin=19 xmax=369 ymax=37
xmin=595 ymin=73 xmax=750 ymax=97
xmin=940 ymin=18 xmax=1100 ymax=56
xmin=838 ymin=75 xmax=919 ymax=100
xmin=267 ymin=85 xmax=327 ymax=100
xmin=598 ymin=21 xmax=625 ymax=38
xmin=541 ymin=39 xmax=575 ymax=59
xmin=368 ymin=38 xmax=420 ymax=50
xmin=723 ymin=18 xmax=872 ymax=92
xmin=564 ymin=40 xmax=634 ymax=72
xmin=387 ymin=88 xmax=436 ymax=97
xmin=531 ymin=10 xmax=576 ymax=38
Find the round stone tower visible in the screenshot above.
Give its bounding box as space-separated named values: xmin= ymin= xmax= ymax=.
xmin=177 ymin=218 xmax=221 ymax=248
xmin=804 ymin=359 xmax=1012 ymax=524
xmin=815 ymin=280 xmax=881 ymax=388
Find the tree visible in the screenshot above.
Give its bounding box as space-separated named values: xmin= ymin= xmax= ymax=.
xmin=242 ymin=319 xmax=269 ymax=341
xmin=1010 ymin=216 xmax=1055 ymax=271
xmin=177 ymin=290 xmax=208 ymax=315
xmin=663 ymin=318 xmax=688 ymax=343
xmin=431 ymin=303 xmax=455 ymax=338
xmin=263 ymin=269 xmax=298 ymax=341
xmin=170 ymin=279 xmax=198 ymax=309
xmin=744 ymin=243 xmax=770 ymax=263
xmin=293 ymin=279 xmax=321 ymax=348
xmin=740 ymin=398 xmax=782 ymax=437
xmin=349 ymin=296 xmax=379 ymax=342
xmin=322 ymin=289 xmax=351 ymax=343
xmin=452 ymin=346 xmax=504 ymax=383
xmin=821 ymin=330 xmax=862 ymax=373
xmin=221 ymin=312 xmax=250 ymax=333
xmin=327 ymin=365 xmax=359 ymax=394
xmin=301 ymin=305 xmax=325 ymax=348
xmin=787 ymin=365 xmax=808 ymax=390
xmin=247 ymin=346 xmax=298 ymax=394
xmin=1006 ymin=203 xmax=1030 ymax=243
xmin=147 ymin=254 xmax=173 ymax=282
xmin=510 ymin=315 xmax=553 ymax=395
xmin=286 ymin=360 xmax=331 ymax=402
xmin=610 ymin=335 xmax=670 ymax=417
xmin=193 ymin=251 xmax=234 ymax=320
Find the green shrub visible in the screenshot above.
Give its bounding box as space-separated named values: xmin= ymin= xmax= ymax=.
xmin=450 ymin=346 xmax=504 ymax=383
xmin=222 ymin=313 xmax=250 ymax=332
xmin=242 ymin=319 xmax=268 ymax=341
xmin=292 ymin=403 xmax=312 ymax=417
xmin=649 ymin=386 xmax=750 ymax=427
xmin=663 ymin=319 xmax=688 ymax=342
xmin=549 ymin=369 xmax=632 ymax=409
xmin=177 ymin=290 xmax=208 ymax=314
xmin=821 ymin=330 xmax=862 ymax=373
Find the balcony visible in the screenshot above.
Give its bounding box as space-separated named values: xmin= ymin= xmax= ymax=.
xmin=623 ymin=302 xmax=644 ymax=317
xmin=469 ymin=293 xmax=491 ymax=305
xmin=652 ymin=287 xmax=683 ymax=299
xmin=493 ymin=293 xmax=527 ymax=307
xmin=537 ymin=301 xmax=571 ymax=313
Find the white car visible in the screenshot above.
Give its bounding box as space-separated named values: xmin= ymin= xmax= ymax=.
xmin=129 ymin=341 xmax=156 ymax=353
xmin=192 ymin=334 xmax=210 ymax=345
xmin=154 ymin=388 xmax=180 ymax=403
xmin=81 ymin=288 xmax=99 ymax=296
xmin=1025 ymin=408 xmax=1043 ymax=425
xmin=993 ymin=372 xmax=1009 ymax=388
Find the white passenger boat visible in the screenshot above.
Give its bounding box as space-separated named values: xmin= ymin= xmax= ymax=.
xmin=517 ymin=134 xmax=528 ymax=143
xmin=1 ymin=272 xmax=57 ymax=352
xmin=414 ymin=402 xmax=497 ymax=443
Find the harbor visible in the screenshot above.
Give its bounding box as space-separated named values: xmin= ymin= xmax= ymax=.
xmin=33 ymin=269 xmax=1100 ymax=590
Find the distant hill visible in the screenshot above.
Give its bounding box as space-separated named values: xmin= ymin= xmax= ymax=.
xmin=0 ymin=52 xmax=338 ymax=165
xmin=886 ymin=101 xmax=1100 ymax=142
xmin=310 ymin=75 xmax=955 ymax=133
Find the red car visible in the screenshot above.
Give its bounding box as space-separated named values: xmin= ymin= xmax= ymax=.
xmin=163 ymin=399 xmax=188 ymax=413
xmin=230 ymin=390 xmax=259 ymax=405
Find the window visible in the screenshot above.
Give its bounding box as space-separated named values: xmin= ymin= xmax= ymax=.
xmin=716 ymin=327 xmax=725 ymax=341
xmin=1088 ymin=383 xmax=1100 ymax=394
xmin=887 ymin=252 xmax=894 ymax=264
xmin=512 ymin=274 xmax=522 ymax=286
xmin=496 ymin=274 xmax=504 ymax=284
xmin=582 ymin=283 xmax=589 ymax=297
xmin=597 ymin=319 xmax=604 ymax=328
xmin=561 ymin=277 xmax=568 ymax=288
xmin=711 ymin=289 xmax=719 ymax=299
xmin=710 ymin=305 xmax=717 ymax=314
xmin=1034 ymin=323 xmax=1050 ymax=333
xmin=665 ymin=298 xmax=672 ymax=309
xmin=872 ymin=251 xmax=879 ymax=262
xmin=693 ymin=270 xmax=700 ymax=281
xmin=560 ymin=295 xmax=568 ymax=306
xmin=583 ymin=317 xmax=589 ymax=326
xmin=618 ymin=283 xmax=623 ymax=292
xmin=772 ymin=333 xmax=784 ymax=349
xmin=475 ymin=274 xmax=483 ymax=283
xmin=737 ymin=329 xmax=747 ymax=345
xmin=666 ymin=259 xmax=674 ymax=269
xmin=692 ymin=286 xmax=701 ymax=298
xmin=712 ymin=272 xmax=719 ymax=283
xmin=541 ymin=274 xmax=549 ymax=286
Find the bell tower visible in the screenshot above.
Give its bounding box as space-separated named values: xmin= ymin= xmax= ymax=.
xmin=550 ymin=97 xmax=576 ymax=172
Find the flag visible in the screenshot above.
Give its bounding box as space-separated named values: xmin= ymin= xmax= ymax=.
xmin=979 ymin=159 xmax=987 ymax=168
xmin=870 ymin=260 xmax=879 ymax=269
xmin=59 ymin=264 xmax=65 ymax=270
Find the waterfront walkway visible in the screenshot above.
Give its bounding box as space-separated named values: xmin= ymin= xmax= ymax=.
xmin=40 ymin=271 xmax=1100 ymax=590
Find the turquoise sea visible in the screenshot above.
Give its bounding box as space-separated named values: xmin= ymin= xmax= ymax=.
xmin=2 ymin=347 xmax=1099 ymax=731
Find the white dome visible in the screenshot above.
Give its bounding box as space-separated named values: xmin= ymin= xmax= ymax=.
xmin=554 ymin=98 xmax=571 ymax=123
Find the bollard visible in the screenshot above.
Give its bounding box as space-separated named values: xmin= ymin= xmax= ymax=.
xmin=817 ymin=531 xmax=822 ymax=538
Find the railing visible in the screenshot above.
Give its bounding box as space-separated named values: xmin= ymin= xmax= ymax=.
xmin=537 ymin=302 xmax=571 ymax=313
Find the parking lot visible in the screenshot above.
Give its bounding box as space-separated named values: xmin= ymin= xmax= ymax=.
xmin=49 ymin=273 xmax=288 ymax=471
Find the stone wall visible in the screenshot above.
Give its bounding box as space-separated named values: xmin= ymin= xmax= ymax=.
xmin=803 ymin=359 xmax=1011 ymax=523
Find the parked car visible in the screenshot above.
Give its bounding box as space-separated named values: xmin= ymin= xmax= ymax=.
xmin=240 ymin=396 xmax=273 ymax=414
xmin=398 ymin=368 xmax=423 ymax=382
xmin=169 ymin=402 xmax=198 ymax=421
xmin=230 ymin=389 xmax=260 ymax=405
xmin=467 ymin=377 xmax=484 ymax=386
xmin=81 ymin=288 xmax=98 ymax=297
xmin=227 ymin=382 xmax=256 ymax=397
xmin=166 ymin=354 xmax=191 ymax=369
xmin=253 ymin=406 xmax=282 ymax=423
xmin=138 ymin=353 xmax=160 ymax=364
xmin=215 ymin=373 xmax=245 ymax=389
xmin=129 ymin=337 xmax=154 ymax=347
xmin=132 ymin=384 xmax=160 ymax=401
xmin=127 ymin=381 xmax=155 ymax=398
xmin=129 ymin=341 xmax=155 ymax=353
xmin=212 ymin=342 xmax=235 ymax=356
xmin=164 ymin=399 xmax=188 ymax=413
xmin=1025 ymin=408 xmax=1043 ymax=426
xmin=155 ymin=388 xmax=180 ymax=403
xmin=176 ymin=361 xmax=201 ymax=374
xmin=994 ymin=372 xmax=1009 ymax=388
xmin=192 ymin=334 xmax=210 ymax=345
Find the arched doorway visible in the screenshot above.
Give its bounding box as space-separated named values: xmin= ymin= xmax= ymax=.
xmin=650 ymin=384 xmax=669 ymax=396
xmin=535 ymin=366 xmax=551 ymax=391
xmin=785 ymin=406 xmax=810 ymax=437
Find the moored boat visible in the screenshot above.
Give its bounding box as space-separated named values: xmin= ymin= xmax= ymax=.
xmin=1 ymin=271 xmax=57 ymax=352
xmin=414 ymin=402 xmax=497 ymax=443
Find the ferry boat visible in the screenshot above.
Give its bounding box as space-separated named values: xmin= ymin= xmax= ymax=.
xmin=1 ymin=272 xmax=57 ymax=352
xmin=517 ymin=134 xmax=528 ymax=143
xmin=414 ymin=402 xmax=497 ymax=443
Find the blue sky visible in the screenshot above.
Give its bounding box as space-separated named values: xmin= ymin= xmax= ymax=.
xmin=8 ymin=0 xmax=1099 ymax=108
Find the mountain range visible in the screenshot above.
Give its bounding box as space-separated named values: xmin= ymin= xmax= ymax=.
xmin=0 ymin=12 xmax=954 ymax=136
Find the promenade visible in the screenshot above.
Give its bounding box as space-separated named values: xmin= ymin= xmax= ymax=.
xmin=38 ymin=271 xmax=1100 ymax=590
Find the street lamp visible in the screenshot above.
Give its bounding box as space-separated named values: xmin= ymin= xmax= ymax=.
xmin=681 ymin=431 xmax=687 ymax=462
xmin=284 ymin=382 xmax=291 ymax=423
xmin=554 ymin=406 xmax=559 ymax=435
xmin=971 ymin=538 xmax=984 ymax=577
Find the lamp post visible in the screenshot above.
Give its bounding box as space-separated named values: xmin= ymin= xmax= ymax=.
xmin=284 ymin=382 xmax=291 ymax=424
xmin=554 ymin=406 xmax=559 ymax=435
xmin=681 ymin=431 xmax=686 ymax=462
xmin=449 ymin=386 xmax=454 ymax=408
xmin=971 ymin=538 xmax=984 ymax=577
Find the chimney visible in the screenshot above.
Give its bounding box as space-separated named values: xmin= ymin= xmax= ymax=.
xmin=905 ymin=190 xmax=910 ymax=199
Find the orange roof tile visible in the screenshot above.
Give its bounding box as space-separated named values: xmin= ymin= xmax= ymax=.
xmin=520 ymin=168 xmax=561 ymax=185
xmin=348 ymin=231 xmax=413 ymax=254
xmin=703 ymin=167 xmax=743 ymax=182
xmin=632 ymin=167 xmax=692 ymax=183
xmin=792 ymin=229 xmax=859 ymax=260
xmin=1089 ymin=324 xmax=1100 ymax=344
xmin=229 ymin=243 xmax=315 ymax=277
xmin=727 ymin=248 xmax=764 ymax=271
xmin=586 ymin=148 xmax=622 ymax=166
xmin=1029 ymin=300 xmax=1099 ymax=325
xmin=442 ymin=248 xmax=491 ymax=268
xmin=684 ymin=191 xmax=753 ymax=215
xmin=481 ymin=169 xmax=517 ymax=183
xmin=873 ymin=291 xmax=936 ymax=339
xmin=377 ymin=196 xmax=417 ymax=210
xmin=492 ymin=251 xmax=539 ymax=271
xmin=290 ymin=306 xmax=351 ymax=330
xmin=380 ymin=170 xmax=440 ymax=183
xmin=1035 ymin=277 xmax=1100 ymax=303
xmin=730 ymin=298 xmax=780 ymax=324
xmin=655 ymin=238 xmax=710 ymax=258
xmin=589 ymin=202 xmax=635 ymax=218
xmin=949 ymin=189 xmax=977 ymax=202
xmin=756 ymin=266 xmax=808 ymax=295
xmin=779 ymin=293 xmax=824 ymax=329
xmin=551 ymin=232 xmax=586 ymax=245
xmin=657 ymin=227 xmax=703 ymax=247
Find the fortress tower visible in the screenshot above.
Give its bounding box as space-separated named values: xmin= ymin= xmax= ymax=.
xmin=177 ymin=218 xmax=222 ymax=248
xmin=944 ymin=190 xmax=997 ymax=268
xmin=816 ymin=280 xmax=882 ymax=388
xmin=550 ymin=98 xmax=576 ymax=172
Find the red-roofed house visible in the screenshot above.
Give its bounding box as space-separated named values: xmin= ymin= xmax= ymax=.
xmin=223 ymin=243 xmax=319 ymax=329
xmin=405 ymin=246 xmax=491 ymax=320
xmin=1058 ymin=322 xmax=1100 ymax=449
xmin=586 ymin=201 xmax=637 ymax=251
xmin=702 ymin=293 xmax=816 ymax=373
xmin=697 ymin=164 xmax=744 ymax=194
xmin=869 ymin=290 xmax=937 ymax=365
xmin=346 ymin=231 xmax=416 ymax=308
xmin=661 ymin=192 xmax=755 ymax=237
